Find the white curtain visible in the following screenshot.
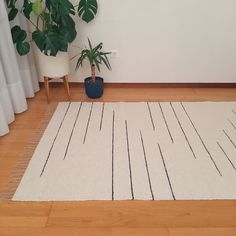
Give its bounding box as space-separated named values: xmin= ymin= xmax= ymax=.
xmin=0 ymin=1 xmax=39 ymax=136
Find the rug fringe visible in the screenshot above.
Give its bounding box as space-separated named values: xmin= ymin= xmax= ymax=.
xmin=0 ymin=102 xmax=58 ymax=201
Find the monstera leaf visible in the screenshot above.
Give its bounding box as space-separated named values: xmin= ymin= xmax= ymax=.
xmin=32 ymin=30 xmax=46 ymax=51
xmin=32 ymin=29 xmax=68 ymax=56
xmin=5 ymin=0 xmax=98 ymax=57
xmin=78 ymin=0 xmax=97 ymax=23
xmin=46 ymin=0 xmax=75 ymax=15
xmin=58 ymin=15 xmax=76 ymax=42
xmin=60 ymin=26 xmax=77 ymax=43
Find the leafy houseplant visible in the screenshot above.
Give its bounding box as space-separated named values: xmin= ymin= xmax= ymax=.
xmin=5 ymin=0 xmax=98 ymax=56
xmin=75 ymin=38 xmax=112 ymax=99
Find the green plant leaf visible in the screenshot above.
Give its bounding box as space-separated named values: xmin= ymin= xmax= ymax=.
xmin=32 ymin=30 xmax=68 ymax=56
xmin=60 ymin=14 xmax=75 ymax=28
xmin=57 ymin=15 xmax=76 ymax=42
xmin=78 ymin=0 xmax=97 ymax=23
xmin=75 ymin=39 xmax=111 ymax=73
xmin=11 ymin=26 xmax=27 ymax=43
xmin=41 ymin=12 xmax=50 ymax=29
xmin=44 ymin=32 xmax=60 ymax=56
xmin=49 ymin=0 xmax=75 ymax=15
xmin=22 ymin=0 xmax=33 ymax=19
xmin=93 ymin=57 xmax=101 ymax=72
xmin=32 ymin=30 xmax=46 ymax=51
xmin=60 ymin=27 xmax=77 ymax=43
xmin=93 ymin=42 xmax=102 ymax=54
xmin=5 ymin=0 xmax=15 ymax=8
xmin=16 ymin=41 xmax=30 ymax=55
xmin=32 ymin=0 xmax=43 ymax=16
xmin=88 ymin=38 xmax=93 ymax=50
xmin=8 ymin=6 xmax=18 ymax=21
xmin=100 ymin=54 xmax=111 ymax=70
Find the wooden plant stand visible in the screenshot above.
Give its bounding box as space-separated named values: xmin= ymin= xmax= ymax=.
xmin=44 ymin=75 xmax=71 ymax=104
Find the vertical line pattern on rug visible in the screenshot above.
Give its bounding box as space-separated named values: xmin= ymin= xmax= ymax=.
xmin=157 ymin=143 xmax=176 ymax=200
xmin=83 ymin=103 xmax=94 ymax=144
xmin=112 ymin=110 xmax=115 ymax=200
xmin=140 ymin=130 xmax=154 ymax=200
xmin=170 ymin=102 xmax=196 ymax=159
xmin=223 ymin=130 xmax=236 ymax=148
xmin=158 ymin=102 xmax=174 ymax=143
xmin=63 ymin=102 xmax=83 ymax=160
xmin=125 ymin=120 xmax=134 ymax=200
xmin=228 ymin=119 xmax=236 ymax=130
xmin=99 ymin=102 xmax=105 ymax=131
xmin=40 ymin=103 xmax=71 ymax=177
xmin=181 ymin=102 xmax=222 ymax=176
xmin=147 ymin=102 xmax=155 ymax=131
xmin=217 ymin=142 xmax=236 ymax=171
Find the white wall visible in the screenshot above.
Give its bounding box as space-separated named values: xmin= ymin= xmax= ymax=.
xmin=69 ymin=0 xmax=236 ymax=83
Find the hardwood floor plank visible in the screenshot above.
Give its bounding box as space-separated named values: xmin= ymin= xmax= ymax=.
xmin=0 ymin=216 xmax=48 ymax=228
xmin=0 ymin=201 xmax=52 ymax=217
xmin=0 ymin=227 xmax=111 ymax=236
xmin=168 ymin=227 xmax=236 ymax=236
xmin=111 ymin=227 xmax=169 ymax=236
xmin=48 ymin=202 xmax=112 ymax=227
xmin=110 ymin=201 xmax=236 ymax=228
xmin=48 ymin=201 xmax=236 ymax=228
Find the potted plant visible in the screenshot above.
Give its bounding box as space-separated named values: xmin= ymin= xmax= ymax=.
xmin=5 ymin=0 xmax=98 ymax=78
xmin=75 ymin=38 xmax=112 ymax=99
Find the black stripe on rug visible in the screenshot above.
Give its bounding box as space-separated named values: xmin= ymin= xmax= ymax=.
xmin=158 ymin=102 xmax=174 ymax=143
xmin=170 ymin=102 xmax=196 ymax=159
xmin=217 ymin=142 xmax=236 ymax=171
xmin=83 ymin=103 xmax=94 ymax=144
xmin=140 ymin=130 xmax=154 ymax=200
xmin=63 ymin=102 xmax=83 ymax=160
xmin=112 ymin=110 xmax=115 ymax=200
xmin=125 ymin=120 xmax=134 ymax=200
xmin=157 ymin=143 xmax=176 ymax=200
xmin=40 ymin=103 xmax=71 ymax=176
xmin=147 ymin=102 xmax=155 ymax=131
xmin=228 ymin=119 xmax=236 ymax=131
xmin=99 ymin=103 xmax=105 ymax=131
xmin=181 ymin=102 xmax=222 ymax=176
xmin=223 ymin=130 xmax=236 ymax=149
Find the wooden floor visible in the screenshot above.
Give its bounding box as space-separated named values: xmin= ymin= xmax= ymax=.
xmin=1 ymin=85 xmax=236 ymax=236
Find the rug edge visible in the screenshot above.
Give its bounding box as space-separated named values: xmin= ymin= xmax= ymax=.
xmin=0 ymin=102 xmax=59 ymax=201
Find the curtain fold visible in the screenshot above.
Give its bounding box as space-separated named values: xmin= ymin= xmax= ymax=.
xmin=0 ymin=1 xmax=40 ymax=136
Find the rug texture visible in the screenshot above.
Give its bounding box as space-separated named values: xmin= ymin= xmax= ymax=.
xmin=10 ymin=102 xmax=236 ymax=201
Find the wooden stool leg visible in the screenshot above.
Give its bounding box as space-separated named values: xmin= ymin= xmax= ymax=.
xmin=44 ymin=76 xmax=50 ymax=104
xmin=63 ymin=75 xmax=71 ymax=101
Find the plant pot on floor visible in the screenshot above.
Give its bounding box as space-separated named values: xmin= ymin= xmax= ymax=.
xmin=84 ymin=77 xmax=104 ymax=99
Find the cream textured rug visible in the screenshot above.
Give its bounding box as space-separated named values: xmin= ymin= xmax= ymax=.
xmin=10 ymin=102 xmax=236 ymax=201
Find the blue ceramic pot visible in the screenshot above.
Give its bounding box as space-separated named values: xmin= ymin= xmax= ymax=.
xmin=84 ymin=77 xmax=104 ymax=99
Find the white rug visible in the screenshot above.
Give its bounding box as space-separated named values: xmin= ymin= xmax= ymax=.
xmin=13 ymin=102 xmax=236 ymax=201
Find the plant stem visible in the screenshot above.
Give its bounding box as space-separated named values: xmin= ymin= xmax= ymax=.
xmin=36 ymin=16 xmax=40 ymax=30
xmin=19 ymin=11 xmax=38 ymax=28
xmin=91 ymin=64 xmax=96 ymax=83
